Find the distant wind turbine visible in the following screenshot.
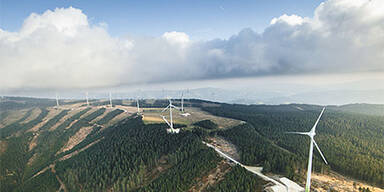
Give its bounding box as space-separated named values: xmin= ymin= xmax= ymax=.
xmin=86 ymin=92 xmax=89 ymax=107
xmin=55 ymin=93 xmax=60 ymax=108
xmin=160 ymin=98 xmax=180 ymax=134
xmin=180 ymin=90 xmax=190 ymax=117
xmin=136 ymin=98 xmax=140 ymax=114
xmin=109 ymin=92 xmax=113 ymax=108
xmin=136 ymin=89 xmax=142 ymax=114
xmin=287 ymin=107 xmax=328 ymax=192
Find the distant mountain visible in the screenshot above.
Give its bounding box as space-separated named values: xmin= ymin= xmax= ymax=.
xmin=132 ymin=88 xmax=384 ymax=105
xmin=328 ymin=103 xmax=384 ymax=116
xmin=3 ymin=87 xmax=383 ymax=105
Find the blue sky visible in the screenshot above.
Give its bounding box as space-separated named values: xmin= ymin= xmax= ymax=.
xmin=0 ymin=0 xmax=320 ymax=40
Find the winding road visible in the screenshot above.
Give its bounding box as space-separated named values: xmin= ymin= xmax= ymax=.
xmin=203 ymin=141 xmax=289 ymax=192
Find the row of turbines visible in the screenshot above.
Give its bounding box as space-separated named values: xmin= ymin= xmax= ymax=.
xmin=54 ymin=91 xmax=327 ymax=192
xmin=54 ymin=91 xmax=190 ymax=134
xmin=55 ymin=91 xmax=142 ymax=109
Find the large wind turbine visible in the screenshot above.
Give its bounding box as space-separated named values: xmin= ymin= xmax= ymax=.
xmin=287 ymin=107 xmax=328 ymax=192
xmin=160 ymin=98 xmax=180 ymax=134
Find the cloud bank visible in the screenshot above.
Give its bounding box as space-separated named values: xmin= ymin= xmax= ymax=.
xmin=1 ymin=0 xmax=384 ymax=90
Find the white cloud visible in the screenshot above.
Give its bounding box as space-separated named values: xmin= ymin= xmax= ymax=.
xmin=0 ymin=7 xmax=129 ymax=90
xmin=162 ymin=31 xmax=190 ymax=46
xmin=20 ymin=7 xmax=88 ymax=36
xmin=270 ymin=14 xmax=305 ymax=26
xmin=1 ymin=0 xmax=384 ymax=91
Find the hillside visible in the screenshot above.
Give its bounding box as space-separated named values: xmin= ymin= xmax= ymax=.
xmin=0 ymin=97 xmax=263 ymax=192
xmin=0 ymin=97 xmax=383 ymax=191
xmin=202 ymin=103 xmax=384 ymax=190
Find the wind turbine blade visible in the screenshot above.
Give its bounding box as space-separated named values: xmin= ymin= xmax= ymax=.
xmin=310 ymin=107 xmax=325 ymax=133
xmin=161 ymin=105 xmax=170 ymax=113
xmin=170 ymin=104 xmax=180 ymax=110
xmin=285 ymin=131 xmax=310 ymax=136
xmin=313 ymin=139 xmax=328 ymax=164
xmin=161 ymin=116 xmax=171 ymax=127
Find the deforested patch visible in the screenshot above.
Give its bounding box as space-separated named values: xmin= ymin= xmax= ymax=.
xmin=56 ymin=126 xmax=94 ymax=155
xmin=21 ymin=108 xmax=41 ymax=124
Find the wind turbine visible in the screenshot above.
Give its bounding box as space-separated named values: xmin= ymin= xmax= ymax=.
xmin=136 ymin=97 xmax=141 ymax=114
xmin=85 ymin=92 xmax=90 ymax=107
xmin=180 ymin=90 xmax=190 ymax=117
xmin=109 ymin=92 xmax=113 ymax=108
xmin=287 ymin=107 xmax=328 ymax=192
xmin=160 ymin=98 xmax=180 ymax=134
xmin=187 ymin=88 xmax=192 ymax=107
xmin=55 ymin=93 xmax=60 ymax=108
xmin=137 ymin=89 xmax=142 ymax=114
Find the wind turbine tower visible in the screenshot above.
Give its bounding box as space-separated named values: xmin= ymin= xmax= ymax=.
xmin=160 ymin=98 xmax=180 ymax=134
xmin=287 ymin=107 xmax=328 ymax=192
xmin=136 ymin=98 xmax=140 ymax=114
xmin=180 ymin=90 xmax=190 ymax=117
xmin=109 ymin=92 xmax=113 ymax=108
xmin=55 ymin=93 xmax=60 ymax=108
xmin=181 ymin=91 xmax=184 ymax=112
xmin=86 ymin=92 xmax=89 ymax=107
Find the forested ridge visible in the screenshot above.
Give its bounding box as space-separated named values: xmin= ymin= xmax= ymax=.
xmin=0 ymin=98 xmax=266 ymax=192
xmin=203 ymin=103 xmax=384 ymax=187
xmin=55 ymin=117 xmax=220 ymax=191
xmin=96 ymin=109 xmax=124 ymax=125
xmin=0 ymin=97 xmax=55 ymax=110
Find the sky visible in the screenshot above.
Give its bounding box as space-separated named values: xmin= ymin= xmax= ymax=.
xmin=0 ymin=0 xmax=320 ymax=39
xmin=0 ymin=0 xmax=383 ymax=104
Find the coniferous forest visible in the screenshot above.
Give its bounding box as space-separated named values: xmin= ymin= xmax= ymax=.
xmin=203 ymin=103 xmax=384 ymax=187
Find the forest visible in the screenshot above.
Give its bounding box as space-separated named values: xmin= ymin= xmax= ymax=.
xmin=206 ymin=166 xmax=266 ymax=192
xmin=203 ymin=103 xmax=384 ymax=187
xmin=54 ymin=117 xmax=221 ymax=191
xmin=0 ymin=97 xmax=265 ymax=192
